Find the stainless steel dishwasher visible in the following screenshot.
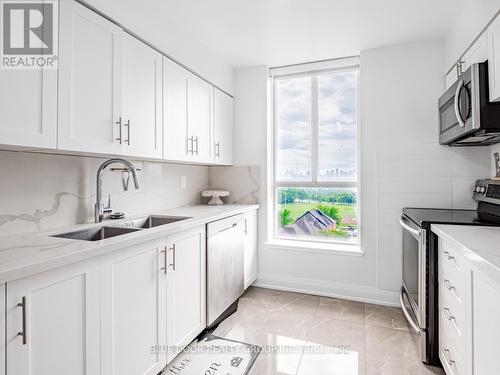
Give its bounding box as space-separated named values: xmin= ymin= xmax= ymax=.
xmin=206 ymin=214 xmax=245 ymax=328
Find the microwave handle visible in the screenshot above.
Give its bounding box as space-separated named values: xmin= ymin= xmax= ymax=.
xmin=454 ymin=80 xmax=466 ymax=128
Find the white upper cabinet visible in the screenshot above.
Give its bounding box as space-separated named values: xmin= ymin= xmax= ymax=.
xmin=213 ymin=88 xmax=234 ymax=165
xmin=58 ymin=0 xmax=123 ymax=154
xmin=163 ymin=57 xmax=189 ymax=161
xmin=1 ymin=0 xmax=233 ymax=163
xmin=100 ymin=237 xmax=167 ymax=375
xmin=187 ymin=73 xmax=213 ymax=163
xmin=163 ymin=59 xmax=215 ymax=164
xmin=121 ymin=34 xmax=163 ymax=159
xmin=488 ymin=14 xmax=500 ymax=102
xmin=0 ymin=69 xmax=57 ymax=149
xmin=6 ymin=258 xmax=100 ymax=375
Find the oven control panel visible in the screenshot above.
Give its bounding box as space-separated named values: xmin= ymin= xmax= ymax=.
xmin=473 ymin=179 xmax=500 ymax=203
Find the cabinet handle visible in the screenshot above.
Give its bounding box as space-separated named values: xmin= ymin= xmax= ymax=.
xmin=215 ymin=141 xmax=220 ymax=157
xmin=441 ymin=306 xmax=456 ymax=321
xmin=169 ymin=245 xmax=176 ymax=271
xmin=440 ymin=249 xmax=455 ymax=261
xmin=124 ymin=120 xmax=130 ymax=145
xmin=160 ymin=247 xmax=167 ymax=275
xmin=440 ymin=345 xmax=456 ymax=366
xmin=17 ymin=297 xmax=27 ymax=345
xmin=187 ymin=136 xmax=194 ymax=154
xmin=194 ymin=136 xmax=199 ymax=155
xmin=115 ymin=117 xmax=123 ymax=144
xmin=441 ymin=278 xmax=455 ymax=291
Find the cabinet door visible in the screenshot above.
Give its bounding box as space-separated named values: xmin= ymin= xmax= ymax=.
xmin=6 ymin=258 xmax=100 ymax=375
xmin=58 ymin=0 xmax=123 ymax=154
xmin=472 ymin=271 xmax=500 ymax=375
xmin=166 ymin=226 xmax=206 ymax=363
xmin=488 ymin=15 xmax=500 ymax=102
xmin=243 ymin=210 xmax=258 ymax=289
xmin=187 ymin=74 xmax=213 ymax=163
xmin=122 ymin=34 xmax=163 ymax=159
xmin=0 ymin=69 xmax=57 ymax=148
xmin=213 ymin=88 xmax=234 ymax=165
xmin=100 ymin=238 xmax=167 ymax=375
xmin=163 ymin=57 xmax=190 ymax=161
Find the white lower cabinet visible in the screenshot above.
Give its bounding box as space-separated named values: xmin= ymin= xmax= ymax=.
xmin=100 ymin=237 xmax=167 ymax=375
xmin=471 ymin=271 xmax=500 ymax=375
xmin=6 ymin=258 xmax=101 ymax=375
xmin=243 ymin=210 xmax=258 ymax=289
xmin=437 ymin=235 xmax=500 ymax=375
xmin=166 ymin=226 xmax=206 ymax=363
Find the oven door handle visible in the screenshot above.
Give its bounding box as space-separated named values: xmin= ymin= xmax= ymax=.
xmin=399 ymin=217 xmax=421 ymax=238
xmin=400 ymin=288 xmax=421 ymax=334
xmin=454 ymin=80 xmax=466 ymax=128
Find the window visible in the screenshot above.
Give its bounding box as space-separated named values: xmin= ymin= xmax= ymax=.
xmin=271 ymin=60 xmax=360 ymax=246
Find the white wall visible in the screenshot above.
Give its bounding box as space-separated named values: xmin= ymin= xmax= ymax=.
xmin=0 ymin=152 xmax=209 ymax=236
xmin=233 ymin=40 xmax=490 ymax=305
xmin=444 ymin=0 xmax=499 ymax=71
xmin=83 ymin=0 xmax=234 ymax=94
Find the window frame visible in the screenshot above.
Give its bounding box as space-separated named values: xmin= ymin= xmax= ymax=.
xmin=269 ymin=59 xmax=362 ymax=250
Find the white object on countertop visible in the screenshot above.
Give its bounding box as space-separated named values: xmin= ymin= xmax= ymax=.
xmin=201 ymin=190 xmax=230 ymax=205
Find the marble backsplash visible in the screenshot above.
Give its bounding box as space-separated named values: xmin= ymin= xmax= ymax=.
xmin=0 ymin=151 xmax=210 ymax=236
xmin=208 ymin=166 xmax=260 ymax=205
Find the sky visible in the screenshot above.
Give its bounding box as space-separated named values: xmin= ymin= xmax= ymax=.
xmin=276 ymin=70 xmax=358 ymax=182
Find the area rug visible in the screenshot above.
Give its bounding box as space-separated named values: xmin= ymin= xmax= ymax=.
xmin=162 ymin=334 xmax=261 ymax=375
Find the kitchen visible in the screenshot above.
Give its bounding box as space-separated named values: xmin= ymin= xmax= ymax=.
xmin=0 ymin=0 xmax=499 ymax=374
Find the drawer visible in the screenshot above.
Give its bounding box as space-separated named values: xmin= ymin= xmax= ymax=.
xmin=438 ymin=261 xmax=466 ymax=307
xmin=439 ymin=287 xmax=466 ymax=339
xmin=438 ymin=239 xmax=465 ymax=274
xmin=440 ymin=311 xmax=466 ymax=375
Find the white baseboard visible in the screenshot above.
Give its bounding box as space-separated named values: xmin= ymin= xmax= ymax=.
xmin=253 ymin=273 xmax=400 ymax=307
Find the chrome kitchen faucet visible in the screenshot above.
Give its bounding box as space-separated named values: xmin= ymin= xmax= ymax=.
xmin=95 ymin=158 xmax=140 ymax=222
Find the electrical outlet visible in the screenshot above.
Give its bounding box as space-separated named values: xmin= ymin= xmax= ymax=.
xmin=180 ymin=175 xmax=187 ymax=189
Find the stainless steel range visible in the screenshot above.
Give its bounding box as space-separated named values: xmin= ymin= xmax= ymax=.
xmin=400 ymin=179 xmax=500 ymax=365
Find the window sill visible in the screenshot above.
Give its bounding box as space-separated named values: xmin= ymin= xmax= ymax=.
xmin=265 ymin=239 xmax=364 ymax=257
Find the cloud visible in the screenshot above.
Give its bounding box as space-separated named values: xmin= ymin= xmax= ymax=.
xmin=276 ymin=69 xmax=358 ymax=180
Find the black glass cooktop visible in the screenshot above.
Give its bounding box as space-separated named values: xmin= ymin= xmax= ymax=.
xmin=403 ymin=206 xmax=500 ymax=228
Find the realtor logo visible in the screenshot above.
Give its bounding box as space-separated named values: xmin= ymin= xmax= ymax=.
xmin=1 ymin=0 xmax=58 ymax=69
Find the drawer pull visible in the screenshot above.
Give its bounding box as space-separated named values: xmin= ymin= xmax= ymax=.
xmin=441 ymin=250 xmax=456 ymax=261
xmin=441 ymin=278 xmax=456 ymax=291
xmin=442 ymin=306 xmax=456 ymax=321
xmin=441 ymin=345 xmax=456 ymax=366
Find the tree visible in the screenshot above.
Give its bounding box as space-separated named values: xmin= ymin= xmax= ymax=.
xmin=279 ymin=208 xmax=294 ymax=225
xmin=316 ymin=204 xmax=341 ymax=224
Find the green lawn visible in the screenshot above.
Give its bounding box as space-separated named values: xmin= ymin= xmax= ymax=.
xmin=279 ymin=202 xmax=357 ymax=223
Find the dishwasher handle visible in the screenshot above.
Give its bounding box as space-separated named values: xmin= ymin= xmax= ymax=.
xmin=218 ymin=222 xmax=238 ymax=233
xmin=207 ymin=214 xmax=244 ymax=237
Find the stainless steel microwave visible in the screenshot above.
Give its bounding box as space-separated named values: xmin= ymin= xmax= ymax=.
xmin=439 ymin=62 xmax=500 ymax=146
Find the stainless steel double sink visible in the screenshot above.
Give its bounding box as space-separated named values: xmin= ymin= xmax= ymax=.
xmin=52 ymin=215 xmax=191 ymax=241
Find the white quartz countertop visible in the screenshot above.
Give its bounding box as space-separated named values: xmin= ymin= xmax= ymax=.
xmin=431 ymin=224 xmax=500 ymax=287
xmin=0 ymin=204 xmax=259 ymax=284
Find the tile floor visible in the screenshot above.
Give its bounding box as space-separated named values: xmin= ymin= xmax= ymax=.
xmin=213 ymin=287 xmax=445 ymax=375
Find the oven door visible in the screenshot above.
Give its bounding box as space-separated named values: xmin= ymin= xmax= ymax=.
xmin=400 ymin=216 xmax=427 ymax=361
